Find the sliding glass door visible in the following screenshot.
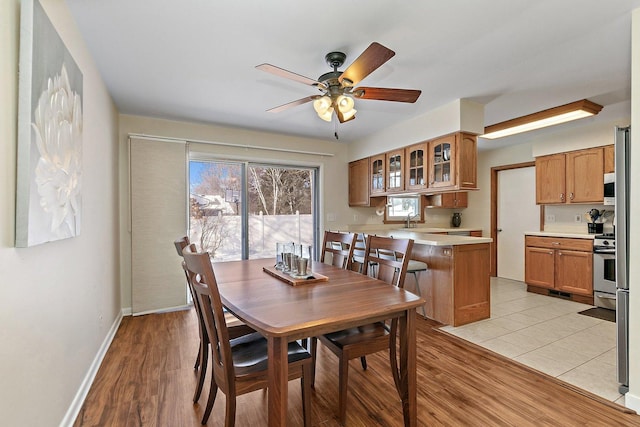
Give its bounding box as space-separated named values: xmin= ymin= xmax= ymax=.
xmin=189 ymin=160 xmax=318 ymax=261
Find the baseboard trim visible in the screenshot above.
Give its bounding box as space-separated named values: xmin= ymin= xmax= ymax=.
xmin=625 ymin=391 xmax=640 ymax=412
xmin=59 ymin=309 xmax=125 ymax=427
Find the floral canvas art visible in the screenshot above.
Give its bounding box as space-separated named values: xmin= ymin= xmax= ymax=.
xmin=16 ymin=0 xmax=83 ymax=247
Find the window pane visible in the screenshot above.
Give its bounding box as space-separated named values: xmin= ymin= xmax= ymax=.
xmin=247 ymin=166 xmax=314 ymax=260
xmin=189 ymin=161 xmax=243 ymax=262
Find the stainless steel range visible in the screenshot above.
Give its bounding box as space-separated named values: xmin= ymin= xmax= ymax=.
xmin=593 ymin=233 xmax=616 ymax=310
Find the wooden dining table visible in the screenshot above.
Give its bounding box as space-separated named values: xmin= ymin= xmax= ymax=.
xmin=211 ymin=258 xmax=425 ymax=426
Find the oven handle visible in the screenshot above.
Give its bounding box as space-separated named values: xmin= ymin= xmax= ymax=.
xmin=595 ymin=293 xmax=616 ymax=300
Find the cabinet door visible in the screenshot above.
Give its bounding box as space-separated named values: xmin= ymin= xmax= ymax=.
xmin=386 ymin=150 xmax=404 ymax=192
xmin=405 ymin=143 xmax=427 ymax=190
xmin=428 ymin=135 xmax=456 ymax=188
xmin=370 ymin=154 xmax=386 ymax=194
xmin=348 ymin=158 xmax=370 ymax=206
xmin=566 ymin=147 xmax=604 ymax=203
xmin=535 ymin=154 xmax=566 ymax=204
xmin=555 ymin=250 xmax=593 ymax=296
xmin=457 ymin=133 xmax=477 ymax=189
xmin=604 ymin=145 xmax=615 ymax=174
xmin=524 ymin=246 xmax=555 ymax=288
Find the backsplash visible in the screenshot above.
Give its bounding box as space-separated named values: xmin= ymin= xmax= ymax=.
xmin=544 ymin=204 xmax=615 ymax=234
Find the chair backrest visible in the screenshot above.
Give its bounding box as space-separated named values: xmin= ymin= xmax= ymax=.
xmin=362 ymin=235 xmax=413 ymax=287
xmin=320 ymin=231 xmax=357 ymax=269
xmin=182 ymin=247 xmax=235 ymax=392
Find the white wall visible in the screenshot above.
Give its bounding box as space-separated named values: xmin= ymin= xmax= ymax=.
xmin=118 ymin=114 xmax=353 ymax=310
xmin=0 ymin=0 xmax=120 ymax=425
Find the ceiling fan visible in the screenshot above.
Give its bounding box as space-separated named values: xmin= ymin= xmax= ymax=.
xmin=256 ymin=42 xmax=422 ymax=124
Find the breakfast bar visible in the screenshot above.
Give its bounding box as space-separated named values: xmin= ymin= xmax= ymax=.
xmin=358 ymin=229 xmax=493 ymax=327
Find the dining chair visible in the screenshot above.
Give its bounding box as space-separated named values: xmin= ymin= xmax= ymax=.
xmin=313 ymin=235 xmax=413 ymax=425
xmin=182 ymin=246 xmax=313 ymax=426
xmin=174 ymin=236 xmax=252 ymax=404
xmin=320 ymin=230 xmax=357 ymax=269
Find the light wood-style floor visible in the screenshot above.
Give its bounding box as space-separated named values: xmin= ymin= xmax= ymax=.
xmin=73 ymin=309 xmax=640 ymax=426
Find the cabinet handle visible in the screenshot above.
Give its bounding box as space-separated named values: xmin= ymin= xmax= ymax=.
xmin=560 ymin=193 xmax=565 ymax=201
xmin=548 ymin=251 xmax=553 ymax=255
xmin=569 ymin=192 xmax=574 ymax=200
xmin=558 ymin=252 xmax=563 ymax=256
xmin=551 ymin=242 xmax=560 ymax=245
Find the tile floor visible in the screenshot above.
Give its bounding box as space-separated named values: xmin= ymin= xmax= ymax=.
xmin=439 ymin=277 xmax=627 ymax=407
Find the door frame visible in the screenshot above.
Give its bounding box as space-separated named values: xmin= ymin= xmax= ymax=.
xmin=490 ymin=161 xmax=541 ymax=277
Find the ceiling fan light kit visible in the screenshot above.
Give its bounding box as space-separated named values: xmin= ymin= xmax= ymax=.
xmin=256 ymin=42 xmax=421 ymax=126
xmin=482 ymin=99 xmax=603 ymax=139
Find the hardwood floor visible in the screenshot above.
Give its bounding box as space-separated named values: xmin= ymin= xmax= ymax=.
xmin=73 ymin=309 xmax=640 ymax=426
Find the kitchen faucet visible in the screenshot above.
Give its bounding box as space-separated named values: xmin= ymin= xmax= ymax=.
xmin=406 ymin=213 xmax=419 ymax=228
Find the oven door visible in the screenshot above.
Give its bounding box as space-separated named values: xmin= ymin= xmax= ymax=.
xmin=593 ymin=251 xmax=616 ymax=293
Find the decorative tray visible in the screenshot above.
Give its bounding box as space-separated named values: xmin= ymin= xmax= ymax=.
xmin=262 ymin=265 xmax=329 ymax=286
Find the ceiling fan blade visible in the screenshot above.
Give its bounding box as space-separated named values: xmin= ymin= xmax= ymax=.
xmin=353 ymin=87 xmax=421 ymax=103
xmin=338 ymin=42 xmax=395 ymax=87
xmin=266 ymin=96 xmax=318 ymax=113
xmin=256 ymin=64 xmax=323 ymax=87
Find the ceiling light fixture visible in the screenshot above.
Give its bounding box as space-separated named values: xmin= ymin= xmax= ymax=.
xmin=482 ymin=99 xmax=603 ymax=139
xmin=313 ymin=94 xmax=357 ymax=122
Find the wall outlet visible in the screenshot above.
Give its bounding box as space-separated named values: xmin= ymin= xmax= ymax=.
xmin=545 ymin=214 xmax=555 ymax=223
xmin=353 ymin=214 xmax=358 ymax=222
xmin=574 ymin=214 xmax=582 ymax=223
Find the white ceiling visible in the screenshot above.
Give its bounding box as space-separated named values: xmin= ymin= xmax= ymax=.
xmin=65 ymin=0 xmax=640 ymax=148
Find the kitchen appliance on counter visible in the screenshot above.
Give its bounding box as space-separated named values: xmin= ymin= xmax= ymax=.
xmin=593 ymin=233 xmax=616 ymax=310
xmin=615 ymin=126 xmax=630 ymax=394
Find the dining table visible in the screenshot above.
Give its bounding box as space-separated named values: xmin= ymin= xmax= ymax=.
xmin=211 ymin=258 xmax=425 ymax=426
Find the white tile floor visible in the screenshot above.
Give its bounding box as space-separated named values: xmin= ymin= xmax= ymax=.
xmin=440 ymin=277 xmax=628 ymax=407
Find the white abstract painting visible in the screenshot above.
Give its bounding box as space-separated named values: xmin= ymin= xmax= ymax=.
xmin=16 ymin=0 xmax=83 ymax=247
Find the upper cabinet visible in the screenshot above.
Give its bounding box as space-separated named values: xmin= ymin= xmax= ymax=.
xmin=428 ymin=132 xmax=477 ymax=191
xmin=348 ymin=158 xmax=370 ymax=207
xmin=405 ymin=142 xmax=427 ymax=191
xmin=348 ymin=132 xmax=478 ymax=204
xmin=604 ymin=144 xmax=615 ymax=173
xmin=385 ymin=149 xmax=405 ymax=193
xmin=535 ymin=147 xmax=604 ymax=204
xmin=370 ymin=154 xmax=386 ymax=196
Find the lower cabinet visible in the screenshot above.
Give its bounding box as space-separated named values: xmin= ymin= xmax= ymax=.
xmin=524 ymin=236 xmax=593 ymax=303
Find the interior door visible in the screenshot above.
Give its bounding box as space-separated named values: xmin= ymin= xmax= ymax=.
xmin=497 ymin=167 xmax=538 ymax=281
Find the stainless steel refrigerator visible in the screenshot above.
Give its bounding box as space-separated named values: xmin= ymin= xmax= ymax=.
xmin=615 ymin=125 xmax=630 ymax=394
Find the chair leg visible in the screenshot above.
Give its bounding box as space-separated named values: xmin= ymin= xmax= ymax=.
xmin=310 ymin=337 xmax=318 ymax=388
xmin=411 ymin=271 xmax=427 ymax=317
xmin=194 ymin=347 xmax=201 ymax=370
xmin=338 ymin=357 xmax=349 ymax=425
xmin=193 ymin=342 xmax=208 ymax=402
xmin=201 ymin=375 xmax=218 ymax=424
xmin=360 ymin=356 xmax=367 ymax=370
xmin=302 ymin=362 xmax=312 ymax=427
xmin=224 ymin=395 xmax=236 ymax=427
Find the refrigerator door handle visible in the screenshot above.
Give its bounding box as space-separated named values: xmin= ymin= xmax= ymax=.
xmin=616 ymin=289 xmax=629 ymax=393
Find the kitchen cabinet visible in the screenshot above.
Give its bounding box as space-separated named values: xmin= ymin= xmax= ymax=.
xmin=424 ymin=192 xmax=467 ymax=208
xmin=370 ymin=154 xmax=385 ymax=195
xmin=604 ymin=144 xmax=615 ymax=173
xmin=386 ymin=149 xmax=404 ymax=193
xmin=535 ymin=147 xmax=604 ymax=204
xmin=348 ymin=158 xmax=370 ymax=206
xmin=405 ymin=142 xmax=427 ymax=190
xmin=428 ymin=132 xmax=477 ymax=191
xmin=524 ymin=236 xmax=593 ymax=303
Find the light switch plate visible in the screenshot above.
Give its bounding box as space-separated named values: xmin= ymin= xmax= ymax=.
xmin=574 ymin=214 xmax=582 ymax=223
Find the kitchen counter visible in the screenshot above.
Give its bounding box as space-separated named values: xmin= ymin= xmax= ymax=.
xmin=525 ymin=231 xmax=595 ymax=239
xmin=366 ymin=229 xmax=492 ymax=246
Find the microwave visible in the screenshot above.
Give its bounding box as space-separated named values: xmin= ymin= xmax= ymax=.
xmin=604 ymin=172 xmax=615 ymax=205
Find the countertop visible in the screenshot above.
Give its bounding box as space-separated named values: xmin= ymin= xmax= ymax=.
xmin=395 ymin=227 xmax=481 ymax=233
xmin=368 ymin=229 xmax=493 ymax=247
xmin=525 ymin=231 xmax=596 ymax=239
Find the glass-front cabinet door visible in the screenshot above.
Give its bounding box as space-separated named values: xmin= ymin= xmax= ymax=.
xmin=405 ymin=142 xmax=427 ymax=190
xmin=386 ymin=149 xmax=404 ymax=193
xmin=428 ymin=135 xmax=456 ymax=188
xmin=370 ymin=154 xmax=386 ymax=194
